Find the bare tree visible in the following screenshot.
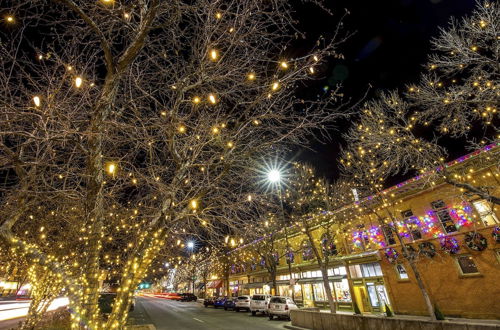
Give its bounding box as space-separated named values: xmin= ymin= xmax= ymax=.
xmin=406 ymin=1 xmax=499 ymax=136
xmin=0 ymin=0 xmax=346 ymax=328
xmin=283 ymin=163 xmax=355 ymax=313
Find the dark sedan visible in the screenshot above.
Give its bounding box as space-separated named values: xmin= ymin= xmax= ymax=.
xmin=180 ymin=293 xmax=197 ymax=302
xmin=224 ymin=298 xmax=237 ymax=311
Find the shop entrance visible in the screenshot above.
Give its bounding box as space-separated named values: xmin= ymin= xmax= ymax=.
xmin=353 ymin=285 xmax=371 ymax=313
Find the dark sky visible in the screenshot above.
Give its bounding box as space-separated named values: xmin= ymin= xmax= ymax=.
xmin=292 ymin=0 xmax=477 ymax=180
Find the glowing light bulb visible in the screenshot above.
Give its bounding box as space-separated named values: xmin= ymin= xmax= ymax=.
xmin=210 ymin=50 xmax=218 ymax=61
xmin=178 ymin=125 xmax=186 ymax=133
xmin=309 ymin=67 xmax=315 ymax=74
xmin=33 ymin=96 xmax=41 ymax=107
xmin=5 ymin=16 xmax=14 ymax=23
xmin=215 ymin=12 xmax=222 ymax=19
xmin=212 ymin=127 xmax=220 ymax=134
xmin=272 ymin=82 xmax=280 ymax=91
xmin=190 ymin=199 xmax=198 ymax=209
xmin=106 ymin=162 xmax=116 ymax=175
xmin=247 ymin=73 xmax=255 ymax=81
xmin=192 ymin=96 xmax=201 ymax=104
xmin=227 ymin=141 xmax=234 ymax=148
xmin=208 ymin=94 xmax=217 ymax=104
xmin=75 ymin=77 xmax=83 ymax=88
xmin=280 ymin=61 xmax=288 ymax=69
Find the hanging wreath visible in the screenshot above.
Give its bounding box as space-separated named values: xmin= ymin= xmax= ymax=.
xmin=402 ymin=244 xmax=417 ymax=260
xmin=492 ymin=226 xmax=500 ymax=243
xmin=384 ymin=247 xmax=399 ymax=264
xmin=440 ymin=236 xmax=460 ymax=254
xmin=464 ymin=232 xmax=488 ymax=251
xmin=418 ymin=242 xmax=436 ymax=258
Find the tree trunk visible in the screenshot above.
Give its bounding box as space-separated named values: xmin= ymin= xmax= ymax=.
xmin=444 ymin=177 xmax=500 ymax=205
xmin=320 ymin=264 xmax=337 ymax=313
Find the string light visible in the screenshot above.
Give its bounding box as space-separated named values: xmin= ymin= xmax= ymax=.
xmin=247 ymin=73 xmax=256 ymax=81
xmin=177 ymin=125 xmax=186 ymax=133
xmin=192 ymin=96 xmax=201 ymax=104
xmin=208 ymin=94 xmax=217 ymax=104
xmin=33 ymin=96 xmax=41 ymax=107
xmin=5 ymin=16 xmax=14 ymax=23
xmin=106 ymin=162 xmax=117 ymax=175
xmin=280 ymin=61 xmax=288 ymax=69
xmin=190 ymin=199 xmax=198 ymax=209
xmin=210 ymin=49 xmax=218 ymax=61
xmin=272 ymin=82 xmax=280 ymax=91
xmin=75 ymin=77 xmax=83 ymax=88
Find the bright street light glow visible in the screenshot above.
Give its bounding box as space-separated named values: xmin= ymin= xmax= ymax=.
xmin=187 ymin=241 xmax=195 ymax=249
xmin=267 ymin=169 xmax=281 ymax=183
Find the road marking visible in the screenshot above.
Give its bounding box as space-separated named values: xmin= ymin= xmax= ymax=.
xmin=193 ymin=318 xmax=205 ymax=323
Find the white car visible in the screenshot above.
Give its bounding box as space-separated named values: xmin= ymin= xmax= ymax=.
xmin=267 ymin=296 xmax=298 ymax=320
xmin=250 ymin=294 xmax=271 ymax=315
xmin=234 ymin=295 xmax=251 ymax=312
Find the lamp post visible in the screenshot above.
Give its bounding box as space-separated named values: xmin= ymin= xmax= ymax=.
xmin=266 ymin=168 xmax=295 ymax=298
xmin=186 ymin=241 xmax=196 ymax=294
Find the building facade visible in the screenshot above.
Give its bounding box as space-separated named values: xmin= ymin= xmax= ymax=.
xmin=219 ymin=144 xmax=500 ymax=319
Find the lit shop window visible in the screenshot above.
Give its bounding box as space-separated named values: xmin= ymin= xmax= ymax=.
xmin=472 ymin=200 xmax=499 ymax=226
xmin=395 ymin=264 xmax=409 ymax=280
xmin=455 ymin=255 xmax=480 ymax=275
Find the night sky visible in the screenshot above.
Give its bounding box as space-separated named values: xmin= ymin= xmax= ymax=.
xmin=292 ymin=0 xmax=477 ymax=180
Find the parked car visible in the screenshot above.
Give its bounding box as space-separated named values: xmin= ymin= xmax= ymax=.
xmin=250 ymin=294 xmax=271 ymax=315
xmin=180 ymin=293 xmax=197 ymax=302
xmin=203 ymin=297 xmax=216 ymax=307
xmin=234 ymin=295 xmax=251 ymax=312
xmin=213 ymin=297 xmax=227 ymax=308
xmin=224 ymin=298 xmax=237 ymax=311
xmin=267 ymin=296 xmax=298 ymax=320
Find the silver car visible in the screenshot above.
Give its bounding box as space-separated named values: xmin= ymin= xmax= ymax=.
xmin=234 ymin=295 xmax=251 ymax=312
xmin=267 ymin=296 xmax=298 ymax=320
xmin=250 ymin=294 xmax=271 ymax=315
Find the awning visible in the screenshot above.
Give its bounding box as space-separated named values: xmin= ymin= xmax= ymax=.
xmin=298 ymin=275 xmax=345 ymax=284
xmin=207 ymin=280 xmax=222 ymax=289
xmin=267 ymin=280 xmax=290 ymax=286
xmin=242 ymin=282 xmax=265 ymax=289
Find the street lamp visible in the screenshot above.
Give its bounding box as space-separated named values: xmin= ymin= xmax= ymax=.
xmin=267 ymin=169 xmax=281 ymax=183
xmin=187 ymin=241 xmax=195 ymax=249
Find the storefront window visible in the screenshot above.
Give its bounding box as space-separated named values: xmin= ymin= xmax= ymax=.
xmin=293 ymin=284 xmax=302 ymax=301
xmin=472 ymin=200 xmax=499 ymax=225
xmin=366 ymin=283 xmax=380 ymax=307
xmin=456 ymin=255 xmax=480 ymax=275
xmin=333 ymin=279 xmax=351 ymax=302
xmin=302 ymin=284 xmax=313 ymax=301
xmin=312 ymin=283 xmax=326 ymax=301
xmin=395 ymin=264 xmax=409 ymax=279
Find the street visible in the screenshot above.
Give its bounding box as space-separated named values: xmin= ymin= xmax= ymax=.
xmin=129 ymin=297 xmax=292 ymax=330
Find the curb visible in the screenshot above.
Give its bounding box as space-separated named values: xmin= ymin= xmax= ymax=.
xmin=124 ymin=325 xmax=156 ymax=330
xmin=284 ymin=325 xmax=309 ymax=330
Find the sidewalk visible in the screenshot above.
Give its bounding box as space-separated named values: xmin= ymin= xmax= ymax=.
xmin=317 ymin=309 xmax=500 ymax=326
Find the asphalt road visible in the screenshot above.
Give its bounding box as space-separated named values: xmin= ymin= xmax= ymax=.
xmin=128 ymin=297 xmax=292 ymax=330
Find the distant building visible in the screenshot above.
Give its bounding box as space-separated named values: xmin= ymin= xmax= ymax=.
xmin=221 ymin=144 xmax=500 ymax=319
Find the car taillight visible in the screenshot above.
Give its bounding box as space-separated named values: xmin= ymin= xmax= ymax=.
xmin=285 ymin=304 xmax=289 ymax=310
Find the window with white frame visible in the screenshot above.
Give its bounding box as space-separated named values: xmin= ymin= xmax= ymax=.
xmin=395 ymin=264 xmax=409 ymax=280
xmin=472 ymin=200 xmax=499 ymax=226
xmin=455 ymin=255 xmax=480 ymax=275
